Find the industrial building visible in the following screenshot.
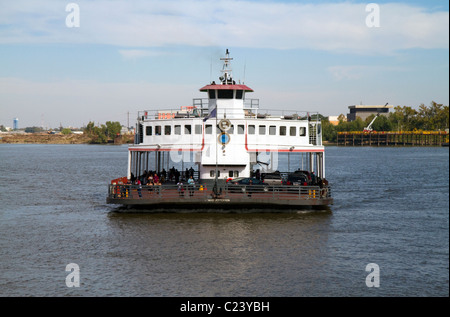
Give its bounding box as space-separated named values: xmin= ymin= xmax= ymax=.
xmin=347 ymin=105 xmax=393 ymax=122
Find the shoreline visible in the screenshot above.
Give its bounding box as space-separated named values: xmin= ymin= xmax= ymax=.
xmin=0 ymin=133 xmax=134 ymax=144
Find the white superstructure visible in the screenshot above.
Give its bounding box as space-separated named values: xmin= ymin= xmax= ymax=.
xmin=130 ymin=50 xmax=325 ymax=182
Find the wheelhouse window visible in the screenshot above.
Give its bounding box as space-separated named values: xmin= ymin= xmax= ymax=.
xmin=205 ymin=125 xmax=212 ymax=134
xmin=184 ymin=125 xmax=191 ymax=134
xmin=237 ymin=125 xmax=245 ymax=134
xmin=299 ymin=127 xmax=306 ymax=136
xmin=146 ymin=126 xmax=152 ymax=136
xmin=235 ymin=90 xmax=243 ymax=99
xmin=155 ymin=125 xmax=161 ymax=135
xmin=248 ymin=125 xmax=255 ymax=135
xmin=228 ymin=125 xmax=234 ymax=134
xmin=280 ymin=126 xmax=286 ymax=136
xmin=195 ymin=124 xmax=202 ymax=134
xmin=259 ymin=125 xmax=266 ymax=135
xmin=269 ymin=126 xmax=276 ymax=135
xmin=208 ymin=90 xmax=216 ymax=99
xmin=217 ymin=89 xmax=234 ymax=99
xmin=174 ymin=125 xmax=181 ymax=135
xmin=290 ymin=126 xmax=296 ymax=136
xmin=164 ymin=125 xmax=171 ymax=135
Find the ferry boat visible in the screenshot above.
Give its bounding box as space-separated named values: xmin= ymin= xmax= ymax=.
xmin=107 ymin=50 xmax=333 ymax=210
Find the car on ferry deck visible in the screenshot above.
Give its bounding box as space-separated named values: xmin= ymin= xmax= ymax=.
xmin=227 ymin=177 xmax=269 ymax=193
xmin=283 ymin=173 xmax=309 ymax=186
xmin=291 ymin=170 xmax=312 ymax=183
xmin=261 ymin=172 xmax=284 ymax=186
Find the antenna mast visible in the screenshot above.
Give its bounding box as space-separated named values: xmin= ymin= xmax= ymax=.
xmin=219 ymin=49 xmax=233 ymax=85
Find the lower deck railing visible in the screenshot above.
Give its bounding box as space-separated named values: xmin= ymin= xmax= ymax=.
xmin=108 ymin=184 xmax=331 ymax=201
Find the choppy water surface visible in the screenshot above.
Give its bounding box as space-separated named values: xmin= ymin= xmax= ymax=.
xmin=0 ymin=144 xmax=448 ymax=296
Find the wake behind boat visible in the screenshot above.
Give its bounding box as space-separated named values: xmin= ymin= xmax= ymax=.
xmin=107 ymin=50 xmax=333 ymax=210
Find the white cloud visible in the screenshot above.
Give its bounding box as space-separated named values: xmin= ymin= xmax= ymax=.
xmin=0 ymin=0 xmax=448 ymax=54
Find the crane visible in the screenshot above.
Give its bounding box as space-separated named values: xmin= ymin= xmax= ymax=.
xmin=363 ymin=103 xmax=389 ymax=132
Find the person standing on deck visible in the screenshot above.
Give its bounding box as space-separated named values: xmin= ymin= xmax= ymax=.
xmin=153 ymin=173 xmax=161 ymax=194
xmin=153 ymin=173 xmax=160 ymax=185
xmin=247 ymin=179 xmax=253 ymax=197
xmin=177 ymin=180 xmax=184 ymax=197
xmin=135 ymin=178 xmax=142 ymax=198
xmin=188 ymin=176 xmax=195 ymax=196
xmin=311 ymin=172 xmax=316 ymax=185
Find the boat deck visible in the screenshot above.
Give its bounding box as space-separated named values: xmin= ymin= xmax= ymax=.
xmin=107 ymin=184 xmax=333 ymax=208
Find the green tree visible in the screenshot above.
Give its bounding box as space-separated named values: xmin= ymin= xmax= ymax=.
xmin=388 ymin=109 xmax=403 ymax=131
xmin=84 ymin=121 xmax=95 ymax=135
xmin=61 ymin=128 xmax=72 ymax=135
xmin=24 ymin=126 xmax=44 ymax=133
xmin=389 ymin=106 xmax=418 ymax=131
xmin=105 ymin=121 xmax=122 ymax=138
xmin=439 ymin=105 xmax=449 ymax=130
xmin=90 ymin=125 xmax=108 ymax=144
xmin=321 ymin=118 xmax=337 ymax=142
xmin=417 ymin=101 xmax=449 ymax=130
xmin=337 ymin=114 xmax=346 ymax=122
xmin=365 ymin=114 xmax=393 ymax=131
xmin=84 ymin=121 xmax=107 ymax=143
xmin=335 ymin=117 xmax=365 ymax=132
xmin=351 ymin=117 xmax=366 ymax=131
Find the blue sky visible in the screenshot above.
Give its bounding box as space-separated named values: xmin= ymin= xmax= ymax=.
xmin=0 ymin=0 xmax=448 ymax=129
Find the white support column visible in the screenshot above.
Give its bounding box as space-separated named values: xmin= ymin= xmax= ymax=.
xmin=308 ymin=152 xmax=313 ymax=172
xmin=322 ymin=152 xmax=326 ymax=178
xmin=127 ymin=150 xmax=132 ymax=180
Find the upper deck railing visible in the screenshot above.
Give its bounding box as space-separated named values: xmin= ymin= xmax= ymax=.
xmin=137 ymin=105 xmax=321 ymax=123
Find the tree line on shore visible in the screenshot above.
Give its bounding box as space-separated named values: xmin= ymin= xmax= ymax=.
xmin=322 ymin=101 xmax=449 ymax=143
xmin=83 ymin=121 xmax=123 ymax=143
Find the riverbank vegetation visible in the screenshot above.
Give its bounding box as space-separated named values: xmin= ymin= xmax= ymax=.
xmin=83 ymin=121 xmax=123 ymax=144
xmin=322 ymin=101 xmax=449 ymax=143
xmin=0 ymin=121 xmax=133 ymax=144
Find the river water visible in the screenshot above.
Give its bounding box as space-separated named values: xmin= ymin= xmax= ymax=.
xmin=0 ymin=144 xmax=448 ymax=297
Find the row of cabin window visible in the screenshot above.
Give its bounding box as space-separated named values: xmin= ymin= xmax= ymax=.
xmin=145 ymin=124 xmax=307 ymax=137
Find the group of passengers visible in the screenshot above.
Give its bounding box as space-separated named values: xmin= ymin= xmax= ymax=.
xmin=130 ymin=166 xmax=196 ymax=186
xmin=123 ymin=167 xmax=196 ymax=198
